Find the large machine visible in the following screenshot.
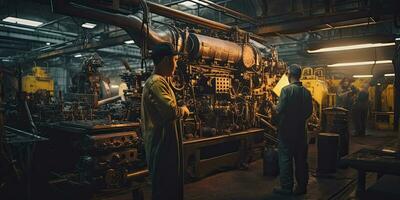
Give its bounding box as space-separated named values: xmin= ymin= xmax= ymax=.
xmin=1 ymin=1 xmax=288 ymax=199
xmin=22 ymin=66 xmax=54 ymax=96
xmin=48 ymin=0 xmax=287 ymax=181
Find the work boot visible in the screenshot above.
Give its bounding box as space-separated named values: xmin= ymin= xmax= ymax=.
xmin=293 ymin=186 xmax=307 ymax=195
xmin=273 ymin=187 xmax=292 ymax=195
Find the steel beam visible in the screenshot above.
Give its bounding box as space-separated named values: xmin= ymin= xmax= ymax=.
xmin=0 ymin=23 xmax=76 ymax=43
xmin=254 ymin=11 xmax=378 ymax=36
xmin=36 ymin=16 xmax=70 ymax=28
xmin=196 ymin=0 xmax=257 ymax=24
xmin=34 ymin=34 xmax=139 ymax=60
xmin=0 ymin=29 xmax=68 ymax=44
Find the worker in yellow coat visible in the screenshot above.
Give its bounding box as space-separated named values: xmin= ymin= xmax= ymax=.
xmin=141 ymin=43 xmax=190 ymax=200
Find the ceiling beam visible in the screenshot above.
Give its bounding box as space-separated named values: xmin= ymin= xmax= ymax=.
xmin=254 ymin=11 xmax=391 ymax=36
xmin=0 ymin=29 xmax=68 ymax=44
xmin=34 ymin=34 xmax=139 ymax=60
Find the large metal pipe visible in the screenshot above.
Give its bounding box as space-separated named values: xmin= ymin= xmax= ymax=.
xmin=52 ymin=0 xmax=170 ymax=49
xmin=187 ymin=33 xmax=242 ymax=65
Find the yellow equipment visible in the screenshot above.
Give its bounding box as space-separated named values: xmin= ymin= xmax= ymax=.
xmin=370 ymin=84 xmax=395 ymax=130
xmin=22 ymin=66 xmax=54 ymax=95
xmin=301 ymin=67 xmax=329 ymax=108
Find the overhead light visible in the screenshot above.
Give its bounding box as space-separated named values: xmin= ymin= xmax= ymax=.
xmin=124 ymin=40 xmax=135 ymax=44
xmin=178 ymin=1 xmax=197 ymax=8
xmin=377 ymin=83 xmax=381 ymax=86
xmin=178 ymin=0 xmax=209 ymax=8
xmin=46 ymin=42 xmax=51 ymax=45
xmin=396 ymin=38 xmax=400 ymax=41
xmin=327 ymin=60 xmax=392 ymax=67
xmin=111 ymin=85 xmax=119 ymax=89
xmin=2 ymin=16 xmax=43 ymax=27
xmin=74 ymin=54 xmax=82 ymax=58
xmin=308 ymin=42 xmax=396 ymax=53
xmin=384 ymin=73 xmax=395 ymax=77
xmin=353 ymin=74 xmax=373 ymax=78
xmin=192 ymin=0 xmax=209 ymax=6
xmin=81 ymin=22 xmax=96 ymax=29
xmin=2 ymin=59 xmax=11 ymax=62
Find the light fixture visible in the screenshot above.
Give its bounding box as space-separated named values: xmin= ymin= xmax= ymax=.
xmin=2 ymin=16 xmax=43 ymax=27
xmin=46 ymin=42 xmax=51 ymax=45
xmin=308 ymin=42 xmax=396 ymax=53
xmin=384 ymin=73 xmax=395 ymax=77
xmin=178 ymin=0 xmax=209 ymax=8
xmin=81 ymin=22 xmax=96 ymax=29
xmin=124 ymin=40 xmax=135 ymax=44
xmin=327 ymin=60 xmax=392 ymax=67
xmin=192 ymin=0 xmax=209 ymax=6
xmin=111 ymin=85 xmax=119 ymax=89
xmin=396 ymin=38 xmax=400 ymax=41
xmin=353 ymin=74 xmax=373 ymax=78
xmin=74 ymin=54 xmax=82 ymax=58
xmin=377 ymin=83 xmax=381 ymax=86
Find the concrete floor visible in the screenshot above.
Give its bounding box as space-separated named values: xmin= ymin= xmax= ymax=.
xmin=104 ymin=129 xmax=397 ymax=200
xmin=183 ymin=129 xmax=396 ymax=200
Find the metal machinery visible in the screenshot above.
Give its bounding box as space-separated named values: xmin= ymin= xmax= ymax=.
xmin=42 ymin=120 xmax=146 ymax=189
xmin=48 ymin=0 xmax=287 ymax=181
xmin=71 ymin=53 xmax=113 ymax=103
xmin=301 ymin=67 xmax=329 ymax=132
xmin=22 ymin=66 xmax=54 ymax=95
xmin=0 ymin=2 xmax=287 ymax=198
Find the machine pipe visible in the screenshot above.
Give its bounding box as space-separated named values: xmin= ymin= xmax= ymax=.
xmin=52 ymin=0 xmax=264 ymax=69
xmin=52 ymin=0 xmax=171 ymax=49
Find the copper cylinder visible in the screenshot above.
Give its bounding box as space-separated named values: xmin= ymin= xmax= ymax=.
xmin=188 ymin=33 xmax=242 ymax=65
xmin=187 ymin=33 xmax=260 ymax=69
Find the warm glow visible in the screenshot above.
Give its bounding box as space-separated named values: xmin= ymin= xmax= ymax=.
xmin=308 ymin=42 xmax=395 ymax=53
xmin=353 ymin=75 xmax=373 ymax=78
xmin=327 ymin=60 xmax=392 ymax=67
xmin=111 ymin=85 xmax=119 ymax=88
xmin=384 ymin=73 xmax=395 ymax=77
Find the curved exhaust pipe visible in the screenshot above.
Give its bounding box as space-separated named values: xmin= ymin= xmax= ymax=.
xmin=52 ymin=0 xmax=171 ymax=49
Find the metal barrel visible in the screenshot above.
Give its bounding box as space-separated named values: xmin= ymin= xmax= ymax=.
xmin=322 ymin=107 xmax=350 ymax=157
xmin=317 ymin=132 xmax=339 ymax=174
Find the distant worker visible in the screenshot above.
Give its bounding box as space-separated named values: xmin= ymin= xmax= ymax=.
xmin=352 ymin=83 xmax=369 ymax=136
xmin=141 ymin=43 xmax=189 ymax=200
xmin=273 ymin=64 xmax=313 ymax=195
xmin=336 ymin=77 xmax=357 ymax=110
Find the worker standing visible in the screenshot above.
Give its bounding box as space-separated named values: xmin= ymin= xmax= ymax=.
xmin=336 ymin=78 xmax=357 ymax=110
xmin=352 ymin=83 xmax=369 ymax=136
xmin=141 ymin=43 xmax=189 ymax=200
xmin=273 ymin=64 xmax=313 ymax=195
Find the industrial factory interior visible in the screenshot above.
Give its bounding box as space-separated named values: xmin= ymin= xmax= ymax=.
xmin=0 ymin=0 xmax=400 ymax=200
